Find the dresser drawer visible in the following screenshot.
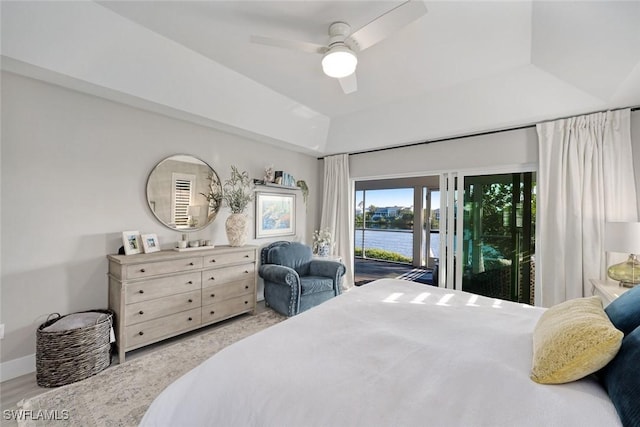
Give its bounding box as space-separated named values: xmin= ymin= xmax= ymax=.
xmin=126 ymin=257 xmax=203 ymax=279
xmin=202 ymin=278 xmax=255 ymax=305
xmin=125 ymin=290 xmax=201 ymax=325
xmin=202 ymin=263 xmax=255 ymax=287
xmin=125 ymin=272 xmax=201 ymax=303
xmin=202 ymin=293 xmax=256 ymax=325
xmin=203 ymin=250 xmax=255 ymax=267
xmin=125 ymin=308 xmax=201 ymax=348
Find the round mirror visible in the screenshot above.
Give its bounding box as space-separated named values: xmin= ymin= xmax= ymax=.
xmin=146 ymin=154 xmax=222 ymax=231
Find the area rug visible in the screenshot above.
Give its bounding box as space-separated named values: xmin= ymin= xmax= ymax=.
xmin=17 ymin=310 xmax=285 ymax=427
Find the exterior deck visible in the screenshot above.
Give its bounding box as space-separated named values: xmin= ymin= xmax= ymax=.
xmin=354 ymin=258 xmax=434 ymax=286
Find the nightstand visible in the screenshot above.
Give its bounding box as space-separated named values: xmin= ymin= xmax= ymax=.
xmin=590 ymin=278 xmax=631 ymax=306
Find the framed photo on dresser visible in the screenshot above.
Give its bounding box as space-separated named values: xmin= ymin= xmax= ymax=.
xmin=141 ymin=233 xmax=160 ymax=253
xmin=122 ymin=230 xmax=142 ymax=255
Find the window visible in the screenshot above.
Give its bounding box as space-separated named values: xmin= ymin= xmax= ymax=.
xmin=171 ymin=173 xmax=195 ymax=228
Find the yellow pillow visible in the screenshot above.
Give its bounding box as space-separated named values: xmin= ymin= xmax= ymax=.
xmin=531 ymin=296 xmax=623 ymax=384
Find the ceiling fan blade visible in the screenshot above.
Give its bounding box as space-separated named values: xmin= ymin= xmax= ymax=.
xmin=250 ymin=35 xmax=328 ymax=55
xmin=348 ymin=0 xmax=427 ymax=52
xmin=339 ymin=73 xmax=358 ymax=94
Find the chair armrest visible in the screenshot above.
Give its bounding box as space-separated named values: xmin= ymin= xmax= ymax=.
xmin=309 ymin=261 xmax=345 ymax=295
xmin=259 ymin=264 xmax=300 ymax=287
xmin=309 ymin=260 xmax=346 ymax=279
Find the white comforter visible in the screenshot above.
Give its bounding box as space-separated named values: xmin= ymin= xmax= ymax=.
xmin=141 ymin=279 xmax=621 ymax=427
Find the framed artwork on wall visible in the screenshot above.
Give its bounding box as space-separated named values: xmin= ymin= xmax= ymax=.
xmin=255 ymin=192 xmax=296 ymax=238
xmin=122 ymin=230 xmax=142 ymax=255
xmin=141 ymin=233 xmax=160 ymax=253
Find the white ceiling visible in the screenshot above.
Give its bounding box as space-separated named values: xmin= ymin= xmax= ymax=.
xmin=2 ymin=1 xmax=639 ymax=156
xmin=100 ymin=0 xmax=534 ymax=117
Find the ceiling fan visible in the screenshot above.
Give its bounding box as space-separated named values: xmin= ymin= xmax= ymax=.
xmin=250 ymin=0 xmax=427 ymax=94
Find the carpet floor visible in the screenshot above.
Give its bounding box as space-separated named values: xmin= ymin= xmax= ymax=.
xmin=17 ymin=310 xmax=285 ymax=427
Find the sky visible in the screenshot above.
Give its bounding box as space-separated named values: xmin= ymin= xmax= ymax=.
xmin=355 ymin=188 xmax=440 ymax=211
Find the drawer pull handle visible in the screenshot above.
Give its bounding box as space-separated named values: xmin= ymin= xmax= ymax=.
xmin=189 ymin=262 xmax=194 ymax=266
xmin=188 ymin=317 xmax=193 ymax=321
xmin=139 ymin=331 xmax=144 ymax=336
xmin=244 ymin=255 xmax=250 ymax=258
xmin=245 ymin=285 xmax=249 ymax=290
xmin=188 ymin=299 xmax=193 ymax=303
xmin=140 ymin=268 xmax=146 ymax=273
xmin=139 ymin=310 xmax=144 ymax=315
xmin=209 ymin=277 xmax=215 ymax=281
xmin=244 ymin=270 xmax=249 ymax=274
xmin=210 ymin=310 xmax=215 ymax=315
xmin=210 ymin=293 xmax=215 ymax=298
xmin=139 ymin=290 xmax=144 ymax=294
xmin=210 ymin=259 xmax=216 ymax=263
xmin=187 ymin=281 xmax=193 ymax=285
xmin=245 ymin=301 xmax=248 ymax=304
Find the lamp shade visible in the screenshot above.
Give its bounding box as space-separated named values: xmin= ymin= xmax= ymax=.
xmin=604 ymin=222 xmax=640 ymax=254
xmin=321 ymin=45 xmax=357 ymax=78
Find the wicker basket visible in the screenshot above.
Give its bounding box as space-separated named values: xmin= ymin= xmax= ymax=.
xmin=36 ymin=309 xmax=114 ymax=387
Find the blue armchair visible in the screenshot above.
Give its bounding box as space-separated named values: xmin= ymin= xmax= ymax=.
xmin=259 ymin=241 xmax=346 ymax=316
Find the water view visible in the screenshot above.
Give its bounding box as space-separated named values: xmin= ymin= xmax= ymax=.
xmin=354 ymin=229 xmax=440 ymax=261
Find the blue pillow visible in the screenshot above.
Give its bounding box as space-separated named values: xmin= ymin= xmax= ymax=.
xmin=605 ymin=285 xmax=640 ymax=335
xmin=599 ymin=325 xmax=640 ymax=427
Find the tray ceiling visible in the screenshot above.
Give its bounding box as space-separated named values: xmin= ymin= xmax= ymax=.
xmin=2 ymin=1 xmax=639 ymax=155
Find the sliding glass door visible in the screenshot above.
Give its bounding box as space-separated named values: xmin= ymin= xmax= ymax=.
xmin=354 ymin=177 xmax=440 ymax=268
xmin=460 ymin=172 xmax=535 ymax=304
xmin=351 ymin=171 xmax=535 ymax=302
xmin=437 ymin=171 xmax=536 ymax=304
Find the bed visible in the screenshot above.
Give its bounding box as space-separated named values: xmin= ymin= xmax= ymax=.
xmin=140 ymin=278 xmax=623 ymax=426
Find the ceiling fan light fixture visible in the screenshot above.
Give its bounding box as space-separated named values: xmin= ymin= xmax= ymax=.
xmin=322 ymin=45 xmax=357 ymax=78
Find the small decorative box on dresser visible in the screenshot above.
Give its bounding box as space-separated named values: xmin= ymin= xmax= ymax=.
xmin=108 ymin=245 xmax=258 ymax=363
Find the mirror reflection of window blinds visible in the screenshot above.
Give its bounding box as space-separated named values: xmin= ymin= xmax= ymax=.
xmin=171 ymin=173 xmax=195 ymax=227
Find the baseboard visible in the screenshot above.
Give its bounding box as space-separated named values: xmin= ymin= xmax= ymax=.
xmin=0 ymin=354 xmax=35 ymax=382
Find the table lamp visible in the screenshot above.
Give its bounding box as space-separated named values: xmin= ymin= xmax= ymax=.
xmin=605 ymin=222 xmax=640 ymax=287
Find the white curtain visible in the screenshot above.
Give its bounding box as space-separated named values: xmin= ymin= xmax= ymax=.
xmin=320 ymin=154 xmax=354 ymax=289
xmin=536 ymin=108 xmax=637 ymax=307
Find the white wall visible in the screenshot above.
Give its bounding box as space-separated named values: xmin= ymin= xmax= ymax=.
xmin=1 ymin=1 xmax=331 ymax=154
xmin=349 ymin=126 xmax=539 ymax=179
xmin=349 ymin=111 xmax=639 ymax=184
xmin=0 ymin=72 xmax=321 ymax=379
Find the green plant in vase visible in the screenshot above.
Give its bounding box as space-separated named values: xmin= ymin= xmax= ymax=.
xmin=223 ymin=166 xmax=253 ymax=246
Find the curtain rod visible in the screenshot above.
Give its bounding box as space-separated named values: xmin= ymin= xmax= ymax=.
xmin=319 ymin=105 xmax=640 ymax=159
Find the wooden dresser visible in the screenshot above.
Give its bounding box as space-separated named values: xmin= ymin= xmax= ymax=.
xmin=107 ymin=245 xmax=257 ymax=363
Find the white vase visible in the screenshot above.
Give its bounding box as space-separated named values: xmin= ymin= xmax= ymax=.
xmin=318 ymin=244 xmax=330 ymax=257
xmin=225 ymin=213 xmax=248 ymax=247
